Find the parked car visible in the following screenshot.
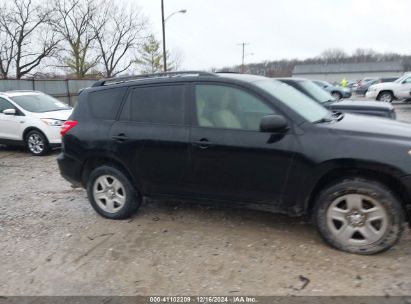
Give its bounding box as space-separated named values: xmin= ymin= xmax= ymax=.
xmin=352 ymin=78 xmax=378 ymax=96
xmin=58 ymin=71 xmax=411 ymax=255
xmin=313 ymin=80 xmax=352 ymax=100
xmin=353 ymin=77 xmax=398 ymax=96
xmin=0 ymin=90 xmax=72 ymax=155
xmin=277 ymin=78 xmax=396 ymax=119
xmin=366 ymin=74 xmax=411 ymax=103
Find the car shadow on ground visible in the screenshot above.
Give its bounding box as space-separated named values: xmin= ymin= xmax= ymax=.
xmin=0 ymin=144 xmax=61 ymax=155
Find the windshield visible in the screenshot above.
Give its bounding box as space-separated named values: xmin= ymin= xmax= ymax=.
xmin=11 ymin=94 xmax=71 ymax=113
xmin=255 ymin=79 xmax=330 ymax=123
xmin=298 ymin=80 xmax=334 ymax=103
xmin=394 ymin=75 xmax=411 ymax=83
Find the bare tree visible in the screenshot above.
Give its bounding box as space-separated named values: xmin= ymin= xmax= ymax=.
xmin=0 ymin=29 xmax=15 ymax=79
xmin=92 ymin=2 xmax=146 ymax=78
xmin=51 ymin=0 xmax=101 ymax=78
xmin=352 ymin=48 xmax=378 ymax=63
xmin=0 ymin=0 xmax=59 ymax=79
xmin=320 ymin=48 xmax=348 ymax=64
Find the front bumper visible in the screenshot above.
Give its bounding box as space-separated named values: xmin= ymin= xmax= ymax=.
xmin=43 ymin=126 xmax=62 ymax=144
xmin=366 ymin=91 xmax=378 ymax=99
xmin=57 ymin=152 xmax=83 ymax=187
xmin=342 ymin=91 xmax=352 ymax=99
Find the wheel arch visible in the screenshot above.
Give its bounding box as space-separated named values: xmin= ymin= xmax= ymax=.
xmin=331 ymin=91 xmax=343 ymax=97
xmin=81 ymin=155 xmax=141 ymax=193
xmin=377 ymin=90 xmax=395 ymax=100
xmin=305 ymin=164 xmax=410 ymax=218
xmin=23 ymin=127 xmax=48 ymax=142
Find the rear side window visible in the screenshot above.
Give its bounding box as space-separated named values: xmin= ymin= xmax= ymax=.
xmin=88 ymin=88 xmax=126 ymax=120
xmin=120 ymin=85 xmax=185 ymax=125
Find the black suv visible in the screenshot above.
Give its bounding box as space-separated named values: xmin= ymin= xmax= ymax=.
xmin=58 ymin=72 xmax=411 ymax=255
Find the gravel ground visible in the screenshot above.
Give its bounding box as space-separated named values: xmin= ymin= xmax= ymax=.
xmin=0 ymin=104 xmax=411 ymax=296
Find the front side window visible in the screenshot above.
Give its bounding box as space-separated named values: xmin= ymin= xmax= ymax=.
xmin=195 ymin=84 xmax=274 ymax=131
xmin=0 ymin=98 xmax=15 ymax=113
xmin=120 ymin=85 xmax=185 ymax=125
xmin=255 ymin=79 xmax=329 ymax=123
xmin=11 ymin=94 xmax=70 ymax=113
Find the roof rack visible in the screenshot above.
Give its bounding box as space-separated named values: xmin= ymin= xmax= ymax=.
xmin=92 ymin=71 xmax=216 ymax=87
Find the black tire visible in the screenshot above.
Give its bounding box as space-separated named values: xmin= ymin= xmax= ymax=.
xmin=331 ymin=91 xmax=343 ymax=100
xmin=377 ymin=91 xmax=394 ymax=103
xmin=25 ymin=130 xmax=50 ymax=156
xmin=313 ymin=178 xmax=404 ymax=255
xmin=86 ymin=165 xmax=140 ymax=219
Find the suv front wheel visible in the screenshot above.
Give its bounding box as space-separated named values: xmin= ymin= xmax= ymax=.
xmin=86 ymin=165 xmax=141 ymax=219
xmin=26 ymin=130 xmax=50 ymax=156
xmin=313 ymin=178 xmax=404 ymax=255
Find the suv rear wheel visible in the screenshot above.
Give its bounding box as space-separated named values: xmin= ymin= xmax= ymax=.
xmin=313 ymin=178 xmax=404 ymax=255
xmin=86 ymin=165 xmax=141 ymax=219
xmin=26 ymin=130 xmax=50 ymax=156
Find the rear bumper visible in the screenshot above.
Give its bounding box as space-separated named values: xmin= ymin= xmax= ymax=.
xmin=57 ymin=152 xmax=83 ymax=187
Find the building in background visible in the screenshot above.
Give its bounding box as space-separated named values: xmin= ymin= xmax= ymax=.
xmin=292 ymin=61 xmax=406 ymax=82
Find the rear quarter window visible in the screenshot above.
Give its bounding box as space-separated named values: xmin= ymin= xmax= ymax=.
xmin=88 ymin=87 xmax=126 ymax=120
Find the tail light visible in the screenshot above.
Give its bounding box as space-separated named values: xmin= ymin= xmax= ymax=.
xmin=60 ymin=120 xmax=78 ymax=137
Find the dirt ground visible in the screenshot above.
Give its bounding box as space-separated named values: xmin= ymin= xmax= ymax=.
xmin=0 ymin=104 xmax=411 ymax=296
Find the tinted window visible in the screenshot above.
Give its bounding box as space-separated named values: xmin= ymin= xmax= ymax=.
xmin=88 ymin=88 xmax=126 ymax=120
xmin=0 ymin=98 xmax=15 ymax=113
xmin=195 ymin=85 xmax=274 ymax=131
xmin=120 ymin=85 xmax=185 ymax=125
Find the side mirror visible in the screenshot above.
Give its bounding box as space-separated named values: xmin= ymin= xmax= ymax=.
xmin=260 ymin=115 xmax=288 ymax=133
xmin=3 ymin=109 xmax=16 ymax=115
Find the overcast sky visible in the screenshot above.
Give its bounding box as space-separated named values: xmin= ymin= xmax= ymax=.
xmin=134 ymin=0 xmax=411 ymax=70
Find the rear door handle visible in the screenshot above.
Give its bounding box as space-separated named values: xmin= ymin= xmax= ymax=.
xmin=112 ymin=134 xmax=128 ymax=142
xmin=193 ymin=138 xmax=213 ymax=149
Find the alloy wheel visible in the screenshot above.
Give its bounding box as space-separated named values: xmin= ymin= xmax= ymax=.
xmin=28 ymin=133 xmax=45 ymax=154
xmin=379 ymin=93 xmax=393 ymax=103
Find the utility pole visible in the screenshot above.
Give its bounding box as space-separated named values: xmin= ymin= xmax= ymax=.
xmin=238 ymin=42 xmax=250 ymax=73
xmin=161 ymin=0 xmax=167 ymax=72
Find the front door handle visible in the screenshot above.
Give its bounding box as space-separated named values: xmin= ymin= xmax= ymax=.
xmin=193 ymin=138 xmax=213 ymax=149
xmin=112 ymin=134 xmax=128 ymax=142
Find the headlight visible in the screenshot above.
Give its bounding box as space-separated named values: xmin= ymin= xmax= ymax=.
xmin=41 ymin=118 xmax=64 ymax=126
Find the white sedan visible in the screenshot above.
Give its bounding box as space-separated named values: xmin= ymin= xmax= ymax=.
xmin=0 ymin=91 xmax=72 ymax=155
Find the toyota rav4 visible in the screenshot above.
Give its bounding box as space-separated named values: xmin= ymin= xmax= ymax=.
xmin=58 ymin=72 xmax=411 ymax=255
